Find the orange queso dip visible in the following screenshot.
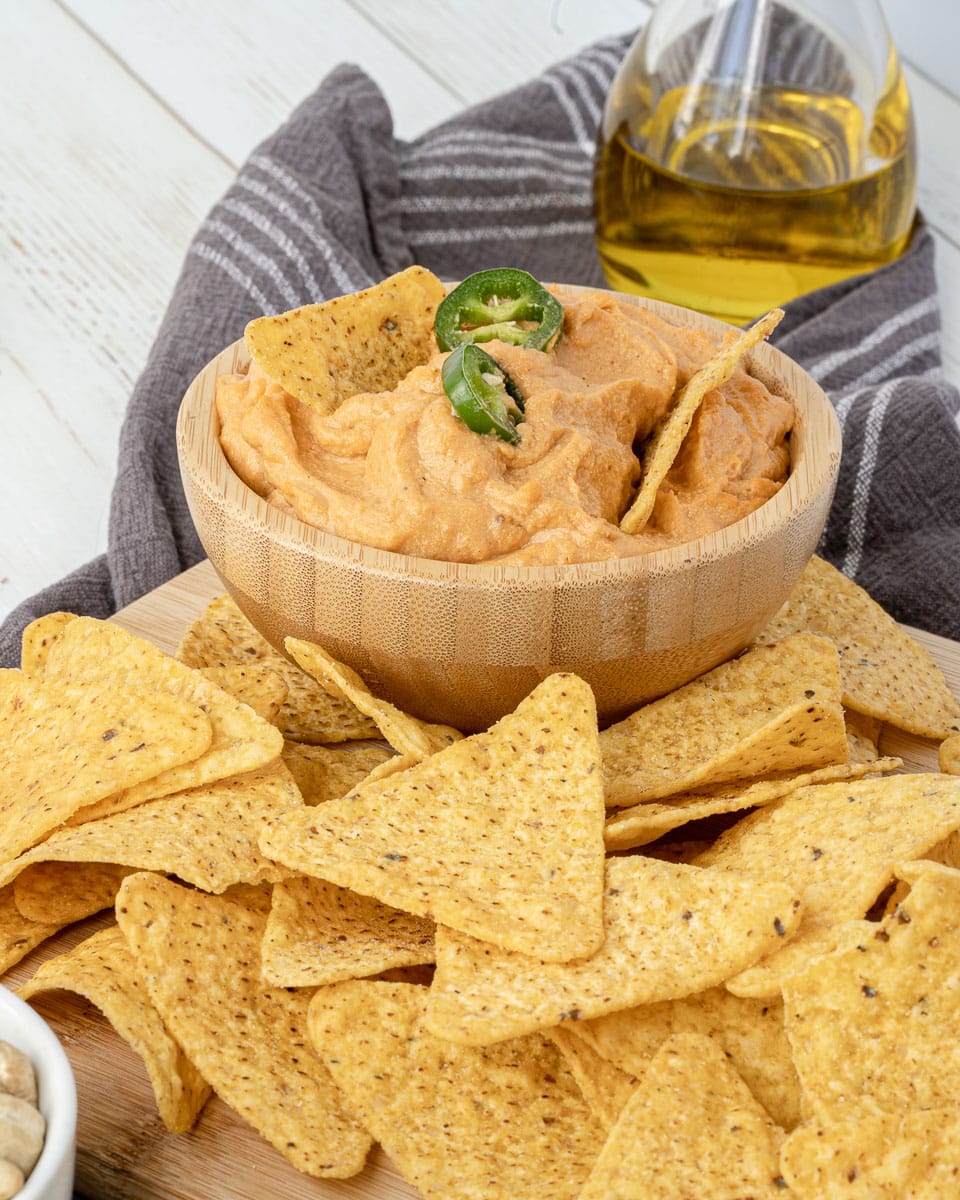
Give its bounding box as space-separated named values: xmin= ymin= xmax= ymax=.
xmin=216 ymin=287 xmax=793 ymax=566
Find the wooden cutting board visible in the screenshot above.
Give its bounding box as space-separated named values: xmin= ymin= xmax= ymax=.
xmin=5 ymin=559 xmax=958 ymax=1199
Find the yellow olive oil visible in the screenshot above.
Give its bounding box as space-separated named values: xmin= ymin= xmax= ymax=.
xmin=593 ymin=72 xmax=917 ymax=325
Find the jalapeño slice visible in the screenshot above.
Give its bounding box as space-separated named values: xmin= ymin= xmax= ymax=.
xmin=435 ymin=268 xmax=563 ymax=352
xmin=441 ymin=344 xmax=525 ymax=444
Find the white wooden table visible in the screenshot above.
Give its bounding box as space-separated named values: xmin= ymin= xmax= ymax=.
xmin=3 ymin=0 xmax=958 ymax=624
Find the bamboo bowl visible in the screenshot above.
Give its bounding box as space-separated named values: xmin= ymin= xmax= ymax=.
xmin=177 ymin=292 xmax=841 ymax=732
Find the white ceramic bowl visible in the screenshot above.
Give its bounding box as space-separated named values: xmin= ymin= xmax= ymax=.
xmin=0 ymin=987 xmax=76 ymax=1200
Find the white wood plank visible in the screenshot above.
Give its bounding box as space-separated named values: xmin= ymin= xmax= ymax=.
xmin=350 ymin=0 xmax=651 ymax=104
xmin=0 ymin=0 xmax=233 ymax=621
xmin=907 ymin=68 xmax=960 ymax=242
xmin=932 ymin=234 xmax=960 ymax=389
xmin=63 ymin=0 xmax=467 ymax=155
xmin=884 ymin=0 xmax=960 ymax=100
xmin=0 ymin=351 xmax=112 ymax=618
xmin=903 ymin=68 xmax=960 ymax=386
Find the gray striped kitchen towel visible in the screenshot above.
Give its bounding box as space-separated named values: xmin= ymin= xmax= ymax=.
xmin=2 ymin=34 xmax=959 ymax=666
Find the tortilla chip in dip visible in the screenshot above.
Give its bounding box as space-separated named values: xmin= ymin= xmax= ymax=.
xmin=244 ymin=265 xmax=447 ymax=416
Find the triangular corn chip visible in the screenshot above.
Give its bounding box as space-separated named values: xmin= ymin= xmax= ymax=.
xmin=14 ymin=863 xmax=134 ymax=925
xmin=244 ymin=266 xmax=446 ymax=416
xmin=780 ymin=1110 xmax=960 ymax=1197
xmin=547 ymin=1026 xmax=638 ymax=1133
xmin=600 ymin=633 xmax=847 ymax=807
xmin=0 ymin=884 xmax=60 ymax=975
xmin=307 ymin=980 xmax=604 ymax=1200
xmin=116 ymin=872 xmax=371 ymax=1178
xmin=19 ymin=926 xmax=210 ymax=1132
xmin=280 ymin=741 xmax=394 ymax=804
xmin=782 ymin=861 xmax=960 ymax=1123
xmin=620 ymin=308 xmax=782 ymax=534
xmin=697 ymin=774 xmax=960 ymax=998
xmin=0 ymin=668 xmax=212 ymax=862
xmin=35 ymin=617 xmax=283 ymax=814
xmin=259 ymin=674 xmax=606 ymax=962
xmin=261 ymin=875 xmax=434 ymax=987
xmin=176 ymin=594 xmax=380 ymax=743
xmin=604 ymin=756 xmax=902 ymax=851
xmin=573 ymin=987 xmax=801 ymax=1130
xmin=754 ymin=555 xmax=960 ymax=738
xmin=197 ymin=663 xmax=287 ymax=724
xmin=0 ymin=760 xmax=302 ymax=894
xmin=284 ymin=636 xmax=460 ymax=758
xmin=424 ymin=855 xmax=801 ymax=1045
xmin=578 ymin=1034 xmax=784 ymax=1200
xmin=19 ymin=611 xmax=77 ymax=673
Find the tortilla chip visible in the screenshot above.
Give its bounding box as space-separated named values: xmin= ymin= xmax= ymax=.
xmin=425 ymin=855 xmax=802 ymax=1046
xmin=620 ymin=308 xmax=782 ymax=534
xmin=307 ymin=980 xmax=605 ymax=1200
xmin=35 ymin=617 xmax=283 ymax=814
xmin=921 ymin=826 xmax=960 ymax=872
xmin=940 ymin=733 xmax=960 ymax=775
xmin=600 ymin=633 xmax=846 ymax=807
xmin=198 ymin=663 xmax=287 ymax=724
xmin=362 ymin=752 xmax=418 ymax=783
xmin=244 ymin=266 xmax=447 ymax=416
xmin=115 ymin=872 xmax=371 ymax=1178
xmin=280 ymin=741 xmax=394 ymax=805
xmin=0 ymin=884 xmax=60 ymax=975
xmin=698 ymin=774 xmax=960 ymax=998
xmin=782 ymin=861 xmax=960 ymax=1124
xmin=19 ymin=612 xmax=77 ymax=673
xmin=547 ymin=1026 xmax=638 ymax=1133
xmin=14 ymin=863 xmax=134 ymax=925
xmin=603 ymin=756 xmax=902 ymax=851
xmin=844 ymin=708 xmax=883 ymax=762
xmin=641 ymin=838 xmax=715 ymax=864
xmin=260 ymin=875 xmax=435 ymax=987
xmin=19 ymin=926 xmax=210 ymax=1132
xmin=0 ymin=760 xmax=302 ymax=895
xmin=284 ymin=636 xmax=461 ymax=758
xmin=176 ymin=594 xmax=380 ymax=743
xmin=779 ymin=1110 xmax=960 ymax=1198
xmin=578 ymin=1034 xmax=784 ymax=1199
xmin=0 ymin=668 xmax=212 ymax=863
xmin=259 ymin=674 xmax=607 ymax=963
xmin=374 ymin=963 xmax=435 ymax=986
xmin=573 ymin=987 xmax=801 ymax=1130
xmin=754 ymin=555 xmax=960 ymax=738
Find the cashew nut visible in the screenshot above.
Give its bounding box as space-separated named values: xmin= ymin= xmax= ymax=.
xmin=0 ymin=1046 xmax=36 ymax=1107
xmin=0 ymin=1159 xmax=24 ymax=1200
xmin=0 ymin=1041 xmax=46 ymax=1195
xmin=0 ymin=1096 xmax=44 ymax=1176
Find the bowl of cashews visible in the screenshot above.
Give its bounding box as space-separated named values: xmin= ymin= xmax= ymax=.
xmin=0 ymin=987 xmax=75 ymax=1200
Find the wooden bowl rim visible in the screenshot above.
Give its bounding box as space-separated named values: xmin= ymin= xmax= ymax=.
xmin=177 ymin=288 xmax=841 ymax=586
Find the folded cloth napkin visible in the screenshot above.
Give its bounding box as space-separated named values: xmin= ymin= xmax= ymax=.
xmin=2 ymin=33 xmax=959 ymax=666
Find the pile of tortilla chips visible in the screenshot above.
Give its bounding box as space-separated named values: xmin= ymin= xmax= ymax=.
xmin=6 ymin=554 xmax=960 ymax=1197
